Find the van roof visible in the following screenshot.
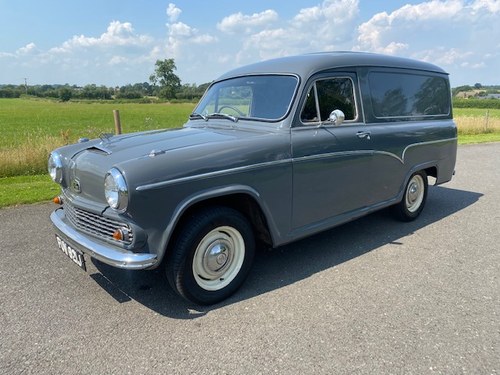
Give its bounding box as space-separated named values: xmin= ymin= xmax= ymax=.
xmin=217 ymin=51 xmax=448 ymax=81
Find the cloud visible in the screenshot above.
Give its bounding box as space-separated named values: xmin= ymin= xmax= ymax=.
xmin=355 ymin=0 xmax=464 ymax=53
xmin=50 ymin=21 xmax=153 ymax=53
xmin=17 ymin=43 xmax=38 ymax=55
xmin=108 ymin=55 xmax=128 ymax=65
xmin=166 ymin=3 xmax=182 ymax=22
xmin=163 ymin=4 xmax=217 ymax=61
xmin=232 ymin=0 xmax=360 ymax=62
xmin=217 ymin=10 xmax=279 ymax=34
xmin=471 ymin=0 xmax=500 ymax=13
xmin=352 ymin=0 xmax=500 ymax=84
xmin=356 ymin=0 xmax=500 ymax=54
xmin=0 ymin=42 xmax=38 ymax=59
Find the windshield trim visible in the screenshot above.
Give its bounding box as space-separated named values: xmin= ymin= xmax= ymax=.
xmin=192 ymin=73 xmax=301 ymax=123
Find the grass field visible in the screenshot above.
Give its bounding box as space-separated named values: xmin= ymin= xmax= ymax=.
xmin=0 ymin=98 xmax=499 ymax=208
xmin=0 ymin=98 xmax=194 ymax=148
xmin=0 ymin=98 xmax=195 ymax=177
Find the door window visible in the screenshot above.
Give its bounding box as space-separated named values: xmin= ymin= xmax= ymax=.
xmin=300 ymin=77 xmax=357 ymax=124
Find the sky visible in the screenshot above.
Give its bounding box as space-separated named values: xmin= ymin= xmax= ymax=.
xmin=0 ymin=0 xmax=499 ymax=87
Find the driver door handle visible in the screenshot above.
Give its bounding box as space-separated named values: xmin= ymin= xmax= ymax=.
xmin=356 ymin=131 xmax=371 ymax=140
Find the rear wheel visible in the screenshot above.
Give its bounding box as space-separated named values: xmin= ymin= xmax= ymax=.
xmin=393 ymin=171 xmax=428 ymax=221
xmin=166 ymin=206 xmax=255 ymax=305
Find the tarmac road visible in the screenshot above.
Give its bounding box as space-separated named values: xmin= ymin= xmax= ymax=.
xmin=0 ymin=143 xmax=499 ymax=374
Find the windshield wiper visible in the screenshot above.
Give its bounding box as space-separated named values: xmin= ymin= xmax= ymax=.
xmin=190 ymin=112 xmax=239 ymax=123
xmin=207 ymin=113 xmax=238 ymax=123
xmin=189 ymin=112 xmax=208 ymax=121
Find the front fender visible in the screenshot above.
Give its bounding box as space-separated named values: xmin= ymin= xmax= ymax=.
xmin=155 ymin=184 xmax=280 ymax=265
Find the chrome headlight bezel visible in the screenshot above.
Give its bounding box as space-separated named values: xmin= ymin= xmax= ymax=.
xmin=104 ymin=168 xmax=129 ymax=211
xmin=48 ymin=152 xmax=64 ymax=184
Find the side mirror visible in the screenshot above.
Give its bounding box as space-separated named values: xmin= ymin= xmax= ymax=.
xmin=328 ymin=109 xmax=345 ymax=126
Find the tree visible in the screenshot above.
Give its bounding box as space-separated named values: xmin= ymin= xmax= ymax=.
xmin=59 ymin=87 xmax=72 ymax=102
xmin=149 ymin=59 xmax=181 ymax=99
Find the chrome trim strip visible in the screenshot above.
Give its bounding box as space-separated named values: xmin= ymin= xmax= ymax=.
xmin=136 ymin=137 xmax=457 ymax=191
xmin=136 ymin=159 xmax=291 ymax=191
xmin=51 ymin=209 xmax=157 ymax=270
xmin=401 ymin=137 xmax=457 ymax=161
xmin=374 ymin=151 xmax=403 ymax=163
xmin=292 ymin=150 xmax=373 ymax=163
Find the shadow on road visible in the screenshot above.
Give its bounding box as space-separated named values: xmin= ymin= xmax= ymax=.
xmin=91 ymin=185 xmax=483 ymax=319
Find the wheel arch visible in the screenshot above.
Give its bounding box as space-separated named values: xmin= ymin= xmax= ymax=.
xmin=159 ymin=185 xmax=275 ymax=265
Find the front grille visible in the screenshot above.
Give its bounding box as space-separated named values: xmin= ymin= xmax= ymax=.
xmin=64 ymin=203 xmax=134 ymax=245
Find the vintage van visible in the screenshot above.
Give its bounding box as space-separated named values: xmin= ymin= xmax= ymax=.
xmin=49 ymin=52 xmax=457 ymax=304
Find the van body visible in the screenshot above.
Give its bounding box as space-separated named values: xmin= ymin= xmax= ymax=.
xmin=49 ymin=52 xmax=457 ymax=304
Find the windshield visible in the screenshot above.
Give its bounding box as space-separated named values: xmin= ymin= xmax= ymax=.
xmin=192 ymin=75 xmax=298 ymax=122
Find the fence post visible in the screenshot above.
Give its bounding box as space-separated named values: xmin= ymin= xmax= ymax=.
xmin=113 ymin=110 xmax=122 ymax=135
xmin=485 ymin=110 xmax=489 ymax=132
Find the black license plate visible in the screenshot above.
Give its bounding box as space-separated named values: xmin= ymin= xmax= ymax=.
xmin=55 ymin=235 xmax=87 ymax=271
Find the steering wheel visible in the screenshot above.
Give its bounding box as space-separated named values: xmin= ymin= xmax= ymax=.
xmin=218 ymin=105 xmax=245 ymax=116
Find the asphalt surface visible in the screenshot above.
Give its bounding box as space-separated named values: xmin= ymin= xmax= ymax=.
xmin=0 ymin=143 xmax=499 ymax=374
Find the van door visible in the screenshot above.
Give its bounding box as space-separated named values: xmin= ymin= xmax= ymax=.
xmin=291 ymin=74 xmax=375 ymax=230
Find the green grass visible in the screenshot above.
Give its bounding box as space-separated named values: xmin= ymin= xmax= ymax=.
xmin=458 ymin=133 xmax=500 ymax=144
xmin=0 ymin=98 xmax=195 ymax=148
xmin=454 ymin=108 xmax=500 ymax=118
xmin=0 ymin=175 xmax=60 ymax=208
xmin=0 ymin=98 xmax=195 ymax=177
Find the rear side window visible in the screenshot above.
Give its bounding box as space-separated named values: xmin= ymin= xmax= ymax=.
xmin=301 ymin=77 xmax=357 ymax=124
xmin=369 ymin=72 xmax=450 ymax=118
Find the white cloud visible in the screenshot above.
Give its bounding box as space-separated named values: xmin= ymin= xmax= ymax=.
xmin=353 ymin=0 xmax=500 ymax=85
xmin=0 ymin=42 xmax=38 ymax=58
xmin=356 ymin=0 xmax=467 ymax=54
xmin=50 ymin=21 xmax=153 ymax=53
xmin=169 ymin=22 xmax=194 ymax=38
xmin=232 ymin=0 xmax=360 ymax=63
xmin=356 ymin=0 xmax=500 ymax=54
xmin=293 ymin=0 xmax=359 ymax=26
xmin=217 ymin=9 xmax=279 ymax=34
xmin=471 ymin=0 xmax=500 ymax=13
xmin=164 ymin=20 xmax=217 ymax=60
xmin=17 ymin=42 xmax=38 ymax=55
xmin=166 ymin=3 xmax=182 ymax=22
xmin=413 ymin=47 xmax=473 ymax=65
xmin=108 ymin=55 xmax=128 ymax=65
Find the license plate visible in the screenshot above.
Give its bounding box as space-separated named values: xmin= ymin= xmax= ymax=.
xmin=55 ymin=235 xmax=87 ymax=271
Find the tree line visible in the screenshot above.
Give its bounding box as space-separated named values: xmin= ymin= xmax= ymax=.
xmin=452 ymin=83 xmax=500 ymax=97
xmin=0 ymin=82 xmax=209 ymax=101
xmin=0 ymin=59 xmax=209 ymax=102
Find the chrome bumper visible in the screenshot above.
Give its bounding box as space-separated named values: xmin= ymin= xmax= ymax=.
xmin=51 ymin=208 xmax=157 ymax=270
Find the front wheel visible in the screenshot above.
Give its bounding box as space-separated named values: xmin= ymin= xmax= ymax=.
xmin=166 ymin=207 xmax=255 ymax=305
xmin=393 ymin=170 xmax=428 ymax=222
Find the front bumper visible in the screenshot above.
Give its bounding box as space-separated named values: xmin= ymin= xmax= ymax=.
xmin=51 ymin=208 xmax=158 ymax=270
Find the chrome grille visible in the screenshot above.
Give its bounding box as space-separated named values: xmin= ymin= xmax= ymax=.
xmin=64 ymin=203 xmax=134 ymax=245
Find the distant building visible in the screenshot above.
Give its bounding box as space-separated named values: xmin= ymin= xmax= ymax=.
xmin=484 ymin=93 xmax=500 ymax=99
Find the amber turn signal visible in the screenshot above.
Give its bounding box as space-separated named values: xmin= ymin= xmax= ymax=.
xmin=112 ymin=229 xmax=123 ymax=241
xmin=53 ymin=196 xmax=63 ymax=205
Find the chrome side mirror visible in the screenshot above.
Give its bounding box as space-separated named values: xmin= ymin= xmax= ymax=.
xmin=328 ymin=109 xmax=345 ymax=125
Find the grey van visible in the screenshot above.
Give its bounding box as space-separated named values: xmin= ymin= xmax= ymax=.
xmin=49 ymin=52 xmax=457 ymax=304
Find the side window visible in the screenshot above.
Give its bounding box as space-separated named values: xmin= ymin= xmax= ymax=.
xmin=300 ymin=77 xmax=357 ymax=124
xmin=369 ymin=72 xmax=450 ymax=118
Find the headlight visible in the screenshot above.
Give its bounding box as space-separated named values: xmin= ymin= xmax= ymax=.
xmin=48 ymin=152 xmax=63 ymax=184
xmin=104 ymin=168 xmax=128 ymax=211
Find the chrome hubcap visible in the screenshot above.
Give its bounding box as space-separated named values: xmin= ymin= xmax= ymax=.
xmin=204 ymin=241 xmax=232 ymax=276
xmin=193 ymin=226 xmax=245 ymax=291
xmin=406 ymin=175 xmax=424 ymax=213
